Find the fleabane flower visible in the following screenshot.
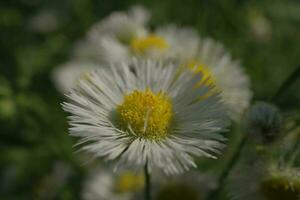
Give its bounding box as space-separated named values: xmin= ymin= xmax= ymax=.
xmin=63 ymin=59 xmax=228 ymax=175
xmin=52 ymin=61 xmax=98 ymax=93
xmin=73 ymin=6 xmax=150 ymax=63
xmin=82 ymin=167 xmax=144 ymax=200
xmin=187 ymin=38 xmax=252 ymax=120
xmin=128 ymin=25 xmax=200 ymax=60
xmin=74 ymin=9 xmax=200 ymax=64
xmin=153 ymin=25 xmax=200 ymax=60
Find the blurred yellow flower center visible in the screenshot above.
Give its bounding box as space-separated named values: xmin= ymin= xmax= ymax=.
xmin=130 ymin=35 xmax=168 ymax=54
xmin=187 ymin=61 xmax=215 ymax=86
xmin=117 ymin=89 xmax=173 ymax=140
xmin=260 ymin=176 xmax=300 ymax=200
xmin=114 ymin=171 xmax=144 ymax=193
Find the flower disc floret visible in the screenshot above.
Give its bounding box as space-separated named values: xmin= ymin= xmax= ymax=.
xmin=131 ymin=35 xmax=168 ymax=54
xmin=117 ymin=89 xmax=173 ymax=140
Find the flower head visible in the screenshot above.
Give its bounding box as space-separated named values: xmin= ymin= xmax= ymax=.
xmin=189 ymin=38 xmax=252 ymax=120
xmin=154 ymin=25 xmax=200 ymax=60
xmin=116 ymin=88 xmax=173 ymax=140
xmin=52 ymin=61 xmax=98 ymax=93
xmin=246 ymin=102 xmax=282 ymax=144
xmin=88 ymin=5 xmax=149 ymax=44
xmin=130 ymin=35 xmax=169 ymax=54
xmin=73 ymin=13 xmax=199 ymax=64
xmin=82 ymin=167 xmax=144 ymax=200
xmin=63 ymin=59 xmax=228 ymax=174
xmin=73 ymin=6 xmax=150 ymax=63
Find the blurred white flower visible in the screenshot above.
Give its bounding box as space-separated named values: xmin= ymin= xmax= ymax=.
xmin=188 ymin=38 xmax=252 ymax=120
xmin=52 ymin=61 xmax=98 ymax=93
xmin=73 ymin=6 xmax=201 ymax=64
xmin=77 ymin=20 xmax=252 ymax=120
xmin=248 ymin=10 xmax=272 ymax=41
xmin=89 ymin=5 xmax=149 ymax=42
xmin=53 ymin=6 xmax=251 ymax=121
xmin=28 ymin=10 xmax=59 ymax=33
xmin=73 ymin=5 xmax=150 ymax=63
xmin=154 ymin=25 xmax=200 ymax=60
xmin=82 ymin=168 xmax=144 ymax=200
xmin=126 ymin=25 xmax=200 ymax=60
xmin=63 ymin=59 xmax=228 ymax=175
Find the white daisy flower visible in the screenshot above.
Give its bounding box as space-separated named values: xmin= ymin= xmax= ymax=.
xmin=82 ymin=167 xmax=144 ymax=200
xmin=187 ymin=37 xmax=252 ymax=120
xmin=28 ymin=10 xmax=59 ymax=33
xmin=63 ymin=59 xmax=228 ymax=175
xmin=52 ymin=61 xmax=98 ymax=93
xmin=73 ymin=5 xmax=200 ymax=64
xmin=88 ymin=5 xmax=149 ymax=43
xmin=228 ymin=161 xmax=300 ymax=200
xmin=73 ymin=5 xmax=150 ymax=63
xmin=153 ymin=25 xmax=200 ymax=60
xmin=124 ymin=25 xmax=199 ymax=61
xmin=74 ymin=15 xmax=252 ymax=120
xmin=248 ymin=9 xmax=272 ymax=41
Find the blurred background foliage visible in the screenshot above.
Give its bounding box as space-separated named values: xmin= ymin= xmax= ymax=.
xmin=1 ymin=0 xmax=300 ymax=199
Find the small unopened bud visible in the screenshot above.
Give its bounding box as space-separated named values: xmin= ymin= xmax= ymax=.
xmin=246 ymin=102 xmax=282 ymax=143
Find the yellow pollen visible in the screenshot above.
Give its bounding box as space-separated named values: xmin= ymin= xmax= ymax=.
xmin=116 ymin=89 xmax=173 ymax=140
xmin=183 ymin=60 xmax=218 ymax=100
xmin=130 ymin=35 xmax=169 ymax=54
xmin=114 ymin=171 xmax=144 ymax=193
xmin=187 ymin=61 xmax=215 ymax=86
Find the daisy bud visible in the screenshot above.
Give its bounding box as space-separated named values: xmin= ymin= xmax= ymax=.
xmin=246 ymin=102 xmax=282 ymax=143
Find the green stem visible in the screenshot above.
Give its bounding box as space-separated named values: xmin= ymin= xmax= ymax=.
xmin=144 ymin=163 xmax=151 ymax=200
xmin=271 ymin=65 xmax=300 ymax=103
xmin=207 ymin=135 xmax=248 ymax=200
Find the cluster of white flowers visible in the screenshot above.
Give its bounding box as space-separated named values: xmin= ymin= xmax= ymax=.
xmin=82 ymin=167 xmax=144 ymax=200
xmin=56 ymin=6 xmax=254 ymax=200
xmin=54 ymin=5 xmax=252 ymax=121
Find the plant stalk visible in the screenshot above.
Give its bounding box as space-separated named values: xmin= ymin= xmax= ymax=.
xmin=144 ymin=163 xmax=151 ymax=200
xmin=207 ymin=135 xmax=248 ymax=200
xmin=271 ymin=65 xmax=300 ymax=103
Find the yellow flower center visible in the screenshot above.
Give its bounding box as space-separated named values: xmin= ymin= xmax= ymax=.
xmin=187 ymin=61 xmax=215 ymax=86
xmin=130 ymin=35 xmax=169 ymax=54
xmin=114 ymin=171 xmax=144 ymax=193
xmin=260 ymin=176 xmax=300 ymax=200
xmin=116 ymin=89 xmax=173 ymax=140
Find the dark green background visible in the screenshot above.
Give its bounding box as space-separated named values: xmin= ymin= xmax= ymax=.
xmin=1 ymin=0 xmax=300 ymax=199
